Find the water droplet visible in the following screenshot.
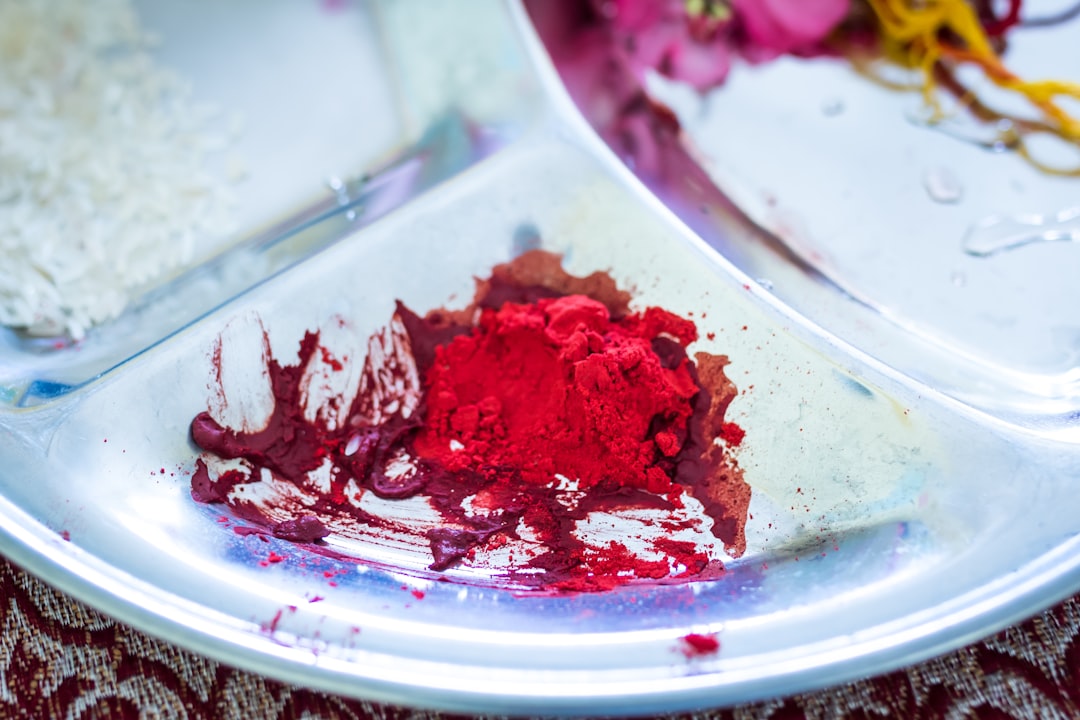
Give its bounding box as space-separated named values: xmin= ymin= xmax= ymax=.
xmin=755 ymin=278 xmax=775 ymax=291
xmin=905 ymin=110 xmax=1019 ymax=154
xmin=950 ymin=271 xmax=967 ymax=287
xmin=990 ymin=120 xmax=1017 ymax=152
xmin=821 ymin=98 xmax=845 ymax=117
xmin=923 ymin=167 xmax=963 ymax=204
xmin=345 ymin=209 xmax=357 ymax=221
xmin=325 ymin=175 xmax=350 ymax=206
xmin=963 ymin=206 xmax=1080 ymax=257
xmin=904 ymin=104 xmax=939 ymax=128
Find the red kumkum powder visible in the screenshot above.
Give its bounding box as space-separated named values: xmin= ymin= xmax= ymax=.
xmin=680 ymin=632 xmax=721 ymax=658
xmin=189 ymin=250 xmax=751 ymax=592
xmin=414 ymin=295 xmax=701 ymax=495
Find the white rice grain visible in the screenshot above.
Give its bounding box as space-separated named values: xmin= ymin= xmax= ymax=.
xmin=0 ymin=0 xmax=239 ymax=338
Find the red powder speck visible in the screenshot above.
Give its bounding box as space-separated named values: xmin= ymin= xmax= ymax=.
xmin=319 ymin=347 xmax=344 ymax=371
xmin=266 ymin=552 xmax=285 ymax=564
xmin=323 ymin=571 xmax=336 ymax=578
xmin=328 ymin=581 xmax=338 ymax=587
xmin=680 ymin=632 xmax=721 ymax=658
xmin=309 ymin=595 xmax=325 ymax=603
xmin=59 ymin=530 xmax=70 ymax=542
xmin=411 ymin=589 xmax=425 ymax=600
xmin=264 ymin=609 xmax=283 ymax=634
xmin=719 ymin=421 xmax=745 ymax=447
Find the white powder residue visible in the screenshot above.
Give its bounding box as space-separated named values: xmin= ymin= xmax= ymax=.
xmin=0 ymin=0 xmax=240 ymax=338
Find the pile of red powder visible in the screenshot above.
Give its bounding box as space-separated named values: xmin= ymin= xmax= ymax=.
xmin=189 ymin=251 xmax=750 ymax=592
xmin=415 ymin=295 xmax=701 ymax=495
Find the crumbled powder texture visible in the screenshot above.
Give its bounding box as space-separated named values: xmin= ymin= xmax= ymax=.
xmin=0 ymin=0 xmax=238 ymax=338
xmin=413 ymin=295 xmax=701 ymax=494
xmin=190 ymin=251 xmax=752 ymax=592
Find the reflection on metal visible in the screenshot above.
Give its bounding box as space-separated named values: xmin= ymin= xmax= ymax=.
xmin=964 ymin=207 xmax=1080 ymax=257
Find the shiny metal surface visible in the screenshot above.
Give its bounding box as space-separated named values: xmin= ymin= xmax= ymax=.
xmin=643 ymin=0 xmax=1080 ymax=429
xmin=0 ymin=1 xmax=1078 ymax=716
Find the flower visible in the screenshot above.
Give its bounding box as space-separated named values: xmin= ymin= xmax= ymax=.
xmin=607 ymin=0 xmax=671 ymax=33
xmin=733 ymin=0 xmax=850 ymax=58
xmin=592 ymin=0 xmax=738 ymax=90
xmin=663 ymin=33 xmax=733 ymax=89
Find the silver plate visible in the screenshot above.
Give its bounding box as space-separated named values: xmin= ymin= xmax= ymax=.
xmin=1 ymin=1 xmax=1079 ymax=716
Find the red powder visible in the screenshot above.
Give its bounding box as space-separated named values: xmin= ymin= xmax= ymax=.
xmin=319 ymin=347 xmax=344 ymax=371
xmin=259 ymin=551 xmax=286 ymax=567
xmin=414 ymin=295 xmax=699 ymax=494
xmin=189 ymin=251 xmax=751 ymax=592
xmin=719 ymin=421 xmax=745 ymax=447
xmin=264 ymin=609 xmax=283 ymax=634
xmin=680 ymin=632 xmax=721 ymax=657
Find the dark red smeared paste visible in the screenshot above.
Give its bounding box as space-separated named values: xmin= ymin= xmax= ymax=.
xmin=189 ymin=251 xmax=750 ymax=592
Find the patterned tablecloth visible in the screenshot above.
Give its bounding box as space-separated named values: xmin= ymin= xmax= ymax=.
xmin=1 ymin=557 xmax=1077 ymax=719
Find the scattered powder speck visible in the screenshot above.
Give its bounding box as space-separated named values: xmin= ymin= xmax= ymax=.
xmin=679 ymin=632 xmax=720 ymax=657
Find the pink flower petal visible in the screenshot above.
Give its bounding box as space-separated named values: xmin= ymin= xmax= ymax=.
xmin=608 ymin=0 xmax=680 ymax=32
xmin=623 ymin=22 xmax=683 ymax=77
xmin=664 ymin=38 xmax=732 ymax=91
xmin=735 ymin=0 xmax=849 ymax=54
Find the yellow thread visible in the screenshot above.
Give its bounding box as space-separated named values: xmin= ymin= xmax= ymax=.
xmin=865 ymin=0 xmax=1080 ymax=143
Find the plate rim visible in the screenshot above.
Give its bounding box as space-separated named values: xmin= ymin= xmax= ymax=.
xmin=2 ymin=1 xmax=1079 ymax=715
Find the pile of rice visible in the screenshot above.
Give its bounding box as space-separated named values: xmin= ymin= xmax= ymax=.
xmin=0 ymin=0 xmax=239 ymax=339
